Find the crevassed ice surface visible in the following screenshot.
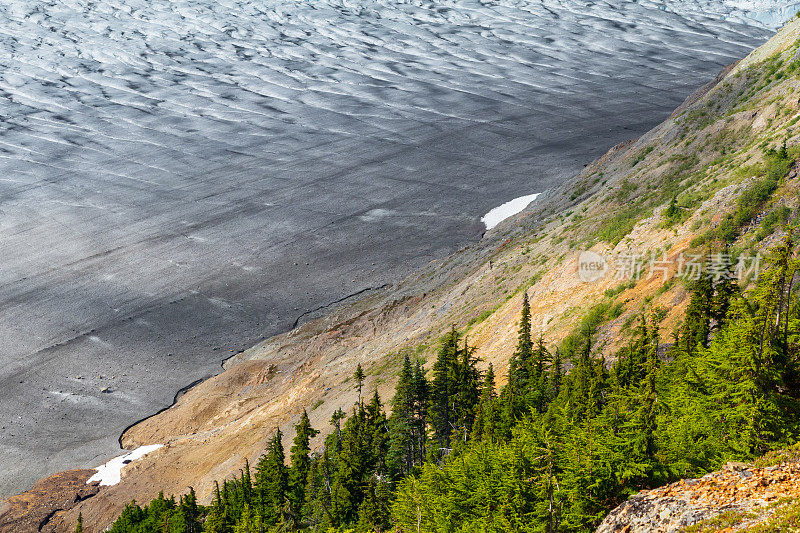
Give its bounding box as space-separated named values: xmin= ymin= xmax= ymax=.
xmin=0 ymin=0 xmax=785 ymax=495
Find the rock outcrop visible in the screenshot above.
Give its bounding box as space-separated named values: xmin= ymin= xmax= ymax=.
xmin=0 ymin=470 xmax=98 ymax=533
xmin=597 ymin=460 xmax=800 ymax=532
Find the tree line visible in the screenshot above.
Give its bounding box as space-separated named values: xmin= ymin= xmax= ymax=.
xmin=105 ymin=230 xmax=800 ymax=532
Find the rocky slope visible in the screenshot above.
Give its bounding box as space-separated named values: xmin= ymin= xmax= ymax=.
xmin=4 ymin=13 xmax=800 ymax=533
xmin=597 ymin=449 xmax=800 ymax=532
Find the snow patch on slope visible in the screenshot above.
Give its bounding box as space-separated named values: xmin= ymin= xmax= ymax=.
xmin=87 ymin=445 xmax=163 ymax=486
xmin=482 ymin=194 xmax=541 ymax=231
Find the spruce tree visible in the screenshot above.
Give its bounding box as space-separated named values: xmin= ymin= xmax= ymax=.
xmin=429 ymin=327 xmax=461 ymax=457
xmin=388 ymin=355 xmax=414 ymax=478
xmin=549 ymin=348 xmax=563 ymax=401
xmin=357 ymin=478 xmax=392 ymax=532
xmin=411 ymin=360 xmax=429 ymax=465
xmin=453 ymin=340 xmax=481 ymax=444
xmin=330 ymin=408 xmax=345 ymax=453
xmin=354 ymin=364 xmax=366 ymax=404
xmin=331 ymin=405 xmax=371 ymax=525
xmin=255 ymin=429 xmax=287 ymax=526
xmin=507 ymin=293 xmax=534 ymax=402
xmin=178 ymin=487 xmax=201 ymax=533
xmin=712 ymin=249 xmax=738 ymax=331
xmin=365 ymin=389 xmax=389 ymax=476
xmin=234 ymin=503 xmax=258 ymax=533
xmin=289 ymin=410 xmax=318 ymax=522
xmin=205 ymin=481 xmax=229 ymax=533
xmin=74 ymin=513 xmax=83 ymax=533
xmin=682 ymin=272 xmax=713 ymax=354
xmin=472 ymin=363 xmax=499 ymax=442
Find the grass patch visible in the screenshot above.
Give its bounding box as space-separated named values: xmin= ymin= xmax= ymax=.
xmin=753 ymin=443 xmax=800 ymax=468
xmin=741 ymin=499 xmax=800 ymax=532
xmin=604 ymin=281 xmax=634 ymax=299
xmin=631 ymin=146 xmax=654 ymax=167
xmin=683 ymin=509 xmax=756 ymax=532
xmin=466 ymin=304 xmax=501 ymax=329
xmin=596 ymin=205 xmax=650 ymax=245
xmin=692 ymin=147 xmax=793 ymax=247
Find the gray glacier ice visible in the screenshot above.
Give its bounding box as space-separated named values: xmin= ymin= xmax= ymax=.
xmin=0 ymin=0 xmax=793 ymax=495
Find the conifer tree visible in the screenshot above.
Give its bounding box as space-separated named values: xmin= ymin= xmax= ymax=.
xmin=330 ymin=408 xmax=345 ymax=453
xmin=507 ymin=293 xmax=534 ymax=403
xmin=454 ymin=340 xmax=481 ymax=443
xmin=234 ymin=503 xmax=258 ymax=533
xmin=304 ymin=449 xmax=335 ymax=530
xmin=289 ymin=409 xmax=318 ymax=522
xmin=410 ymin=360 xmax=429 ymax=465
xmin=354 ymin=364 xmax=366 ymax=404
xmin=255 ymin=429 xmax=287 ymax=526
xmin=388 ymin=355 xmax=415 ymax=478
xmin=178 ymin=487 xmax=201 ymax=533
xmin=74 ymin=513 xmax=83 ymax=533
xmin=357 ymin=478 xmax=392 ymax=532
xmin=682 ymin=272 xmax=713 ymax=354
xmin=712 ymin=249 xmax=738 ymax=331
xmin=429 ymin=327 xmax=461 ymax=457
xmin=205 ymin=481 xmax=229 ymax=533
xmin=366 ymin=389 xmax=389 ymax=476
xmin=549 ymin=348 xmax=563 ymax=401
xmin=472 ymin=363 xmax=499 ymax=442
xmin=331 ymin=405 xmax=370 ymax=525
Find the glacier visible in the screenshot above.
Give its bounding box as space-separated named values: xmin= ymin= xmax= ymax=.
xmin=0 ymin=0 xmax=789 ymax=495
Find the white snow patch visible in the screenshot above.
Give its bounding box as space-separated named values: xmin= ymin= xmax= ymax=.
xmin=481 ymin=193 xmax=541 ymax=231
xmin=87 ymin=444 xmax=163 ymax=486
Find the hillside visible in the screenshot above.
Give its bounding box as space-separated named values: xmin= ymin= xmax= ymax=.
xmin=4 ymin=14 xmax=800 ymax=533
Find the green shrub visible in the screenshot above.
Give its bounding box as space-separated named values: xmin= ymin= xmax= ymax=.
xmin=755 ymin=205 xmax=791 ymax=241
xmin=631 ymin=146 xmax=654 ymax=167
xmin=695 ymin=148 xmax=793 ymax=246
xmin=596 ymin=206 xmax=647 ymax=245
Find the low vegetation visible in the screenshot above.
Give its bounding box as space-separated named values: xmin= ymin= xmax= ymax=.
xmin=104 ymin=229 xmax=800 ymax=532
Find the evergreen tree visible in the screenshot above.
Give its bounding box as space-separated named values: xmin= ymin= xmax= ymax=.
xmin=354 ymin=364 xmax=366 ymax=404
xmin=549 ymin=348 xmax=563 ymax=401
xmin=507 ymin=293 xmax=534 ymax=404
xmin=330 ymin=408 xmax=345 ymax=452
xmin=233 ymin=503 xmax=258 ymax=533
xmin=429 ymin=327 xmax=461 ymax=457
xmin=357 ymin=478 xmax=392 ymax=532
xmin=410 ymin=360 xmax=429 ymax=465
xmin=255 ymin=429 xmax=287 ymax=526
xmin=288 ymin=409 xmax=318 ymax=523
xmin=531 ymin=334 xmax=552 ymax=411
xmin=205 ymin=482 xmax=230 ymax=533
xmin=388 ymin=355 xmax=415 ymax=478
xmin=682 ymin=272 xmax=713 ymax=354
xmin=454 ymin=340 xmax=481 ymax=444
xmin=665 ymin=195 xmax=679 ymax=219
xmin=74 ymin=513 xmax=83 ymax=533
xmin=712 ymin=249 xmax=738 ymax=331
xmin=366 ymin=389 xmax=389 ymax=476
xmin=178 ymin=487 xmax=202 ymax=533
xmin=330 ymin=405 xmax=369 ymax=525
xmin=472 ymin=363 xmax=499 ymax=442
